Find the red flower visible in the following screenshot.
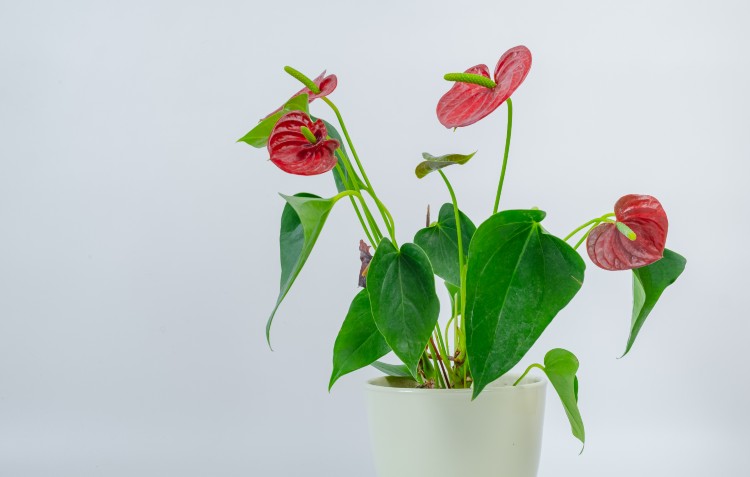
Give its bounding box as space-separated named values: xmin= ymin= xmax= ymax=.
xmin=267 ymin=111 xmax=340 ymax=176
xmin=586 ymin=195 xmax=669 ymax=271
xmin=265 ymin=71 xmax=338 ymax=118
xmin=436 ymin=46 xmax=532 ymax=128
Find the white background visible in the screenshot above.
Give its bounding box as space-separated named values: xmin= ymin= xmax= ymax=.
xmin=1 ymin=1 xmax=748 ymax=476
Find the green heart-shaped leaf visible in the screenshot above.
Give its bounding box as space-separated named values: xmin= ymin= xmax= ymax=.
xmin=329 ymin=289 xmax=391 ymax=390
xmin=465 ymin=210 xmax=585 ymax=398
xmin=367 ymin=239 xmax=440 ymax=377
xmin=624 ymin=248 xmax=686 ymax=356
xmin=267 ymin=192 xmax=338 ymax=345
xmin=543 ymin=348 xmax=585 ymax=446
xmin=238 ymin=94 xmax=310 ymax=148
xmin=414 ymin=203 xmax=476 ymax=286
xmin=415 ymin=151 xmax=476 ymax=179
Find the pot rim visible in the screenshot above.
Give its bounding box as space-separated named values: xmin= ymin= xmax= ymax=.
xmin=365 ymin=373 xmax=545 ymax=394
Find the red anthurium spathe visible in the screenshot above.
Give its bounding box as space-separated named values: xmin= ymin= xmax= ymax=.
xmin=265 ymin=71 xmax=338 ymax=118
xmin=437 ymin=45 xmax=531 ymax=128
xmin=587 ymin=195 xmax=669 ymax=271
xmin=267 ymin=111 xmax=340 ymax=176
xmin=436 ymin=46 xmax=532 ymax=128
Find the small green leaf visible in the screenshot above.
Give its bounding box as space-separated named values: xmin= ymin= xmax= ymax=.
xmin=281 ymin=93 xmax=310 ymax=115
xmin=414 ymin=203 xmax=476 ymax=286
xmin=237 ymin=112 xmax=283 ymax=148
xmin=465 ymin=210 xmax=585 ymax=398
xmin=237 ymin=94 xmax=310 ymax=148
xmin=415 ymin=151 xmax=476 ymax=179
xmin=329 ymin=290 xmax=391 ymax=390
xmin=623 ymin=248 xmax=687 ymax=356
xmin=267 ymin=192 xmax=338 ymax=346
xmin=371 ymin=360 xmax=411 ymax=378
xmin=367 ymin=239 xmax=440 ymax=378
xmin=543 ymin=348 xmax=585 ymax=447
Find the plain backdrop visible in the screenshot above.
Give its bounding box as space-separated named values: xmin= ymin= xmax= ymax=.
xmin=1 ymin=1 xmax=749 ymax=476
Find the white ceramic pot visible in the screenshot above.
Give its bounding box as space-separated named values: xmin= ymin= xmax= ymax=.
xmin=365 ymin=374 xmax=546 ymax=477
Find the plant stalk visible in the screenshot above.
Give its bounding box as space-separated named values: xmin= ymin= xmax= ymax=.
xmin=492 ymin=98 xmax=513 ymax=215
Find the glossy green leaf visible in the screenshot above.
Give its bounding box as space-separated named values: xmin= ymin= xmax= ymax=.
xmin=414 ymin=203 xmax=476 ymax=286
xmin=329 ymin=290 xmax=391 ymax=390
xmin=371 ymin=360 xmax=411 ymax=378
xmin=267 ymin=192 xmax=338 ymax=345
xmin=283 ymin=93 xmax=310 ymax=114
xmin=543 ymin=348 xmax=585 ymax=446
xmin=367 ymin=239 xmax=440 ymax=377
xmin=624 ymin=248 xmax=686 ymax=356
xmin=237 ymin=94 xmax=310 ymax=148
xmin=465 ymin=210 xmax=585 ymax=398
xmin=415 ymin=151 xmax=476 ymax=179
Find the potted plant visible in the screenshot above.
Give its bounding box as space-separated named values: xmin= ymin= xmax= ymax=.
xmin=238 ymin=46 xmax=686 ymax=477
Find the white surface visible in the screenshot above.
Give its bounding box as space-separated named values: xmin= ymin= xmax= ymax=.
xmin=367 ymin=375 xmax=546 ymax=477
xmin=0 ymin=1 xmax=748 ymax=476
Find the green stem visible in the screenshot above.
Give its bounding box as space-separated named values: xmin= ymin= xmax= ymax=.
xmin=364 ymin=188 xmax=397 ymax=247
xmin=335 ymin=150 xmax=383 ymax=243
xmin=573 ymin=232 xmax=590 ymax=251
xmin=564 ymin=212 xmax=617 ymax=251
xmin=563 ymin=218 xmax=603 ymax=242
xmin=322 ymin=97 xmax=397 ymax=246
xmin=437 ymin=170 xmax=466 ymax=360
xmin=492 ymin=98 xmax=513 ymax=215
xmin=437 ymin=169 xmax=468 ymax=387
xmin=322 ymin=97 xmax=373 ymax=189
xmin=451 ymin=287 xmax=462 ymax=385
xmin=331 ymin=190 xmax=360 ymax=203
xmin=513 ymin=363 xmax=545 ymax=386
xmin=334 ymin=164 xmax=376 ymax=246
xmin=437 ymin=170 xmax=465 ymax=311
xmin=444 ymin=314 xmax=456 ymax=355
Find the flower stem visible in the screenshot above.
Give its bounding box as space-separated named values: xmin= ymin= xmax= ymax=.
xmin=564 ymin=212 xmax=617 ymax=250
xmin=563 ymin=218 xmax=603 ymax=242
xmin=573 ymin=232 xmax=590 ymax=251
xmin=334 ymin=164 xmax=376 ymax=246
xmin=444 ymin=313 xmax=456 ymax=356
xmin=322 ymin=97 xmax=397 ymax=246
xmin=492 ymin=98 xmax=513 ymax=215
xmin=437 ymin=169 xmax=468 ymax=386
xmin=364 ymin=188 xmax=397 ymax=247
xmin=335 ymin=150 xmax=384 ymax=243
xmin=437 ymin=170 xmax=465 ymax=306
xmin=513 ymin=363 xmax=545 ymax=386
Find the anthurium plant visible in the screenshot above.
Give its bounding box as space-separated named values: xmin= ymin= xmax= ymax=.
xmin=238 ymin=46 xmax=686 ymax=446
